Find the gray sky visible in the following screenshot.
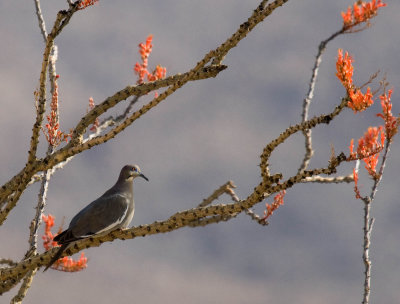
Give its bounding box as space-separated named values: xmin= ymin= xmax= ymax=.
xmin=1 ymin=1 xmax=400 ymax=303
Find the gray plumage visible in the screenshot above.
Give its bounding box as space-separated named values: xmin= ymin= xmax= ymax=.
xmin=43 ymin=164 xmax=148 ymax=271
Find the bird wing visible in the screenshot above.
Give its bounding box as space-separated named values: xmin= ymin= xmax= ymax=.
xmin=69 ymin=193 xmax=130 ymax=238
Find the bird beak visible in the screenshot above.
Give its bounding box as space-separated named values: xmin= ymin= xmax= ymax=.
xmin=140 ymin=173 xmax=149 ymax=181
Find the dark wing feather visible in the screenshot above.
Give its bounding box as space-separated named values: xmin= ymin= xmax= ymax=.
xmin=68 ymin=194 xmax=129 ymax=238
xmin=53 ymin=229 xmax=83 ymax=245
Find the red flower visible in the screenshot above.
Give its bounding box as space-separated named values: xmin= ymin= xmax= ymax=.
xmin=41 ymin=75 xmax=72 ymax=146
xmin=336 ymin=49 xmax=374 ymax=113
xmin=42 ymin=214 xmax=87 ymax=272
xmin=348 ymin=87 xmax=373 ymax=113
xmin=377 ymin=89 xmax=399 ymax=140
xmin=77 ymin=0 xmax=99 ymax=10
xmin=336 ymin=49 xmax=354 ymax=90
xmin=342 ymin=0 xmax=386 ymax=30
xmin=261 ymin=190 xmax=286 ymax=222
xmin=134 ymin=35 xmax=167 ymax=85
xmin=349 ymin=127 xmax=385 ymax=178
xmin=138 ymin=35 xmax=153 ymax=61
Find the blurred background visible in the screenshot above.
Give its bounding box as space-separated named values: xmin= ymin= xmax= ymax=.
xmin=1 ymin=1 xmax=399 ymax=303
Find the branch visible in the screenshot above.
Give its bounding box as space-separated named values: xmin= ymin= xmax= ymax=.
xmin=298 ymin=29 xmax=345 ymax=174
xmin=9 ymin=270 xmax=36 ymax=304
xmin=361 ymin=139 xmax=393 ymax=304
xmin=69 ymin=65 xmax=227 ymax=145
xmin=211 ymin=0 xmax=289 ymax=65
xmin=361 ymin=199 xmax=374 ymax=304
xmin=244 ymin=208 xmax=269 ymax=226
xmin=33 ymin=0 xmax=47 ymax=42
xmin=188 ymin=181 xmax=240 ymax=227
xmin=88 ymin=95 xmax=140 ymax=137
xmin=26 ymin=167 xmax=52 ymax=258
xmin=260 ymin=98 xmax=348 ymax=182
xmin=301 ymin=174 xmax=354 ymax=184
xmin=197 ymin=181 xmax=239 ymax=207
xmin=27 ymin=7 xmax=76 ymax=166
xmin=0 ymin=148 xmax=348 ymax=287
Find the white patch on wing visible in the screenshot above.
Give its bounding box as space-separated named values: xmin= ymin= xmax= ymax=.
xmin=81 ymin=194 xmax=129 ymax=237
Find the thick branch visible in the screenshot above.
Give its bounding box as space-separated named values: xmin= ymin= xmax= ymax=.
xmin=69 ymin=65 xmax=227 ymax=145
xmin=9 ymin=270 xmax=36 ymax=304
xmin=0 ymin=151 xmax=348 ymax=286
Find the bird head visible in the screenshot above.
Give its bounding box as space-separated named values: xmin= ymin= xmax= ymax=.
xmin=120 ymin=165 xmax=149 ymax=182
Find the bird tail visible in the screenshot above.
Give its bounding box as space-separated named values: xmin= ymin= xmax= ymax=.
xmin=43 ymin=243 xmax=69 ymax=272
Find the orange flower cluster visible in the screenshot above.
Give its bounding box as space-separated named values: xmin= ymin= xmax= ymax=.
xmin=42 ymin=75 xmax=71 ymax=146
xmin=134 ymin=35 xmax=167 ymax=85
xmin=349 ymin=90 xmax=397 ymax=198
xmin=42 ymin=214 xmax=87 ymax=272
xmin=262 ymin=190 xmax=286 ymax=222
xmin=341 ymin=0 xmax=386 ymax=30
xmin=336 ymin=49 xmax=353 ymax=89
xmin=87 ymin=97 xmax=100 ymax=132
xmin=42 ymin=214 xmax=59 ymax=251
xmin=349 ymin=126 xmax=385 ymax=178
xmin=377 ymin=90 xmax=399 ymax=140
xmin=77 ymin=0 xmax=99 ymax=10
xmin=336 ymin=49 xmax=373 ymax=112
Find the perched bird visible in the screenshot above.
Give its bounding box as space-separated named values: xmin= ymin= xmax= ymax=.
xmin=43 ymin=164 xmax=148 ymax=272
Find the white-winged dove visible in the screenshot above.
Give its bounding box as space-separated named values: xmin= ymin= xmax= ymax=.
xmin=43 ymin=165 xmax=148 ymax=271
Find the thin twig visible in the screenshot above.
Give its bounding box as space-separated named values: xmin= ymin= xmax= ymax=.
xmin=197 ymin=181 xmax=238 ymax=208
xmin=361 ymin=139 xmax=392 ymax=304
xmin=85 ymin=96 xmax=140 ymax=140
xmin=361 ymin=198 xmax=374 ymax=304
xmin=186 ymin=181 xmax=241 ymax=227
xmin=301 ymin=174 xmax=354 ymax=184
xmin=298 ymin=29 xmax=344 ymax=174
xmin=27 ymin=165 xmax=52 ymax=258
xmin=33 ymin=0 xmax=47 ymax=42
xmin=244 ymin=208 xmax=269 ymax=226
